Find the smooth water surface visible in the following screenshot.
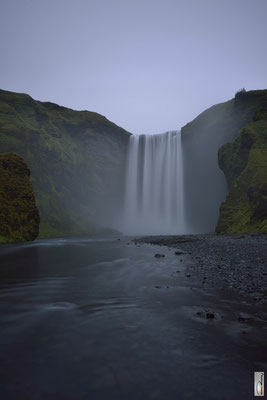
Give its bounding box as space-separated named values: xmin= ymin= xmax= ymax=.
xmin=0 ymin=237 xmax=266 ymax=400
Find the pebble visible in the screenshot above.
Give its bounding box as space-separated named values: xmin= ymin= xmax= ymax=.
xmin=154 ymin=254 xmax=165 ymax=258
xmin=136 ymin=234 xmax=267 ymax=303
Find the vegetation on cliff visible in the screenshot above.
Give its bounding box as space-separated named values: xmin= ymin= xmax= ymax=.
xmin=0 ymin=89 xmax=131 ymax=237
xmin=216 ymin=90 xmax=267 ymax=234
xmin=182 ymin=89 xmax=267 ymax=233
xmin=0 ymin=153 xmax=40 ymax=243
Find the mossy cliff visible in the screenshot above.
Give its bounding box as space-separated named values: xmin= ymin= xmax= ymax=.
xmin=0 ymin=153 xmax=40 ymax=243
xmin=216 ymin=92 xmax=267 ymax=234
xmin=182 ymin=89 xmax=267 ymax=233
xmin=0 ymin=89 xmax=131 ymax=237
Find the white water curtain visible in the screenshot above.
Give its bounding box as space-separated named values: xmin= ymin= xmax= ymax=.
xmin=122 ymin=131 xmax=185 ymax=235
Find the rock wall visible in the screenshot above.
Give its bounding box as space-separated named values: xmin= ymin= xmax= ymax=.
xmin=181 ymin=90 xmax=267 ymax=233
xmin=0 ymin=89 xmax=131 ymax=237
xmin=216 ymin=98 xmax=267 ymax=234
xmin=0 ymin=153 xmax=40 ymax=243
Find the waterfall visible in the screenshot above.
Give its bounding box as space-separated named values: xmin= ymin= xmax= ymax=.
xmin=121 ymin=131 xmax=185 ymax=235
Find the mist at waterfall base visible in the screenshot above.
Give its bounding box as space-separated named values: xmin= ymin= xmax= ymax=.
xmin=121 ymin=131 xmax=185 ymax=235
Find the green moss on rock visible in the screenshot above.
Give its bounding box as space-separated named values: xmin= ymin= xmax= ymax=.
xmin=216 ymin=100 xmax=267 ymax=235
xmin=0 ymin=89 xmax=131 ymax=237
xmin=0 ymin=153 xmax=40 ymax=243
xmin=181 ymin=89 xmax=267 ymax=233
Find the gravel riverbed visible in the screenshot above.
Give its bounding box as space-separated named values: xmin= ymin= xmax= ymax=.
xmin=135 ymin=233 xmax=267 ymax=304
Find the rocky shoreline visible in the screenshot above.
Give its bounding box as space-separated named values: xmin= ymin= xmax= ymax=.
xmin=135 ymin=234 xmax=267 ymax=304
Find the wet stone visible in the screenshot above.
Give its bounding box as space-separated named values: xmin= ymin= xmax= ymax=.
xmin=206 ymin=311 xmax=215 ymax=319
xmin=238 ymin=312 xmax=253 ymax=322
xmin=196 ymin=309 xmax=218 ymax=320
xmin=154 ymin=253 xmax=165 ymax=258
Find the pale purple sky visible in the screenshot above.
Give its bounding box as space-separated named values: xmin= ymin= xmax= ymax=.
xmin=0 ymin=0 xmax=266 ymax=134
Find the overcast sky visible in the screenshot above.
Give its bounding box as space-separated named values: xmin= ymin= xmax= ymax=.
xmin=0 ymin=0 xmax=266 ymax=134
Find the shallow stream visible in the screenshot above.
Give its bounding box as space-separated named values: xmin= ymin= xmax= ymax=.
xmin=0 ymin=237 xmax=266 ymax=399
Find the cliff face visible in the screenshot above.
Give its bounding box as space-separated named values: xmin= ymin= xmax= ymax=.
xmin=216 ymin=94 xmax=267 ymax=234
xmin=181 ymin=89 xmax=267 ymax=233
xmin=0 ymin=89 xmax=131 ymax=237
xmin=0 ymin=153 xmax=40 ymax=243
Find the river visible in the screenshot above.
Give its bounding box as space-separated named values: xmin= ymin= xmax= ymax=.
xmin=0 ymin=237 xmax=265 ymax=399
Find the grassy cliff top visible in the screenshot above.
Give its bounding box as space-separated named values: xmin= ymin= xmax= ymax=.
xmin=0 ymin=88 xmax=131 ymax=139
xmin=181 ymin=90 xmax=267 ymax=137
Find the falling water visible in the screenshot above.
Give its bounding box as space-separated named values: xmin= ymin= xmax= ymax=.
xmin=122 ymin=131 xmax=185 ymax=235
